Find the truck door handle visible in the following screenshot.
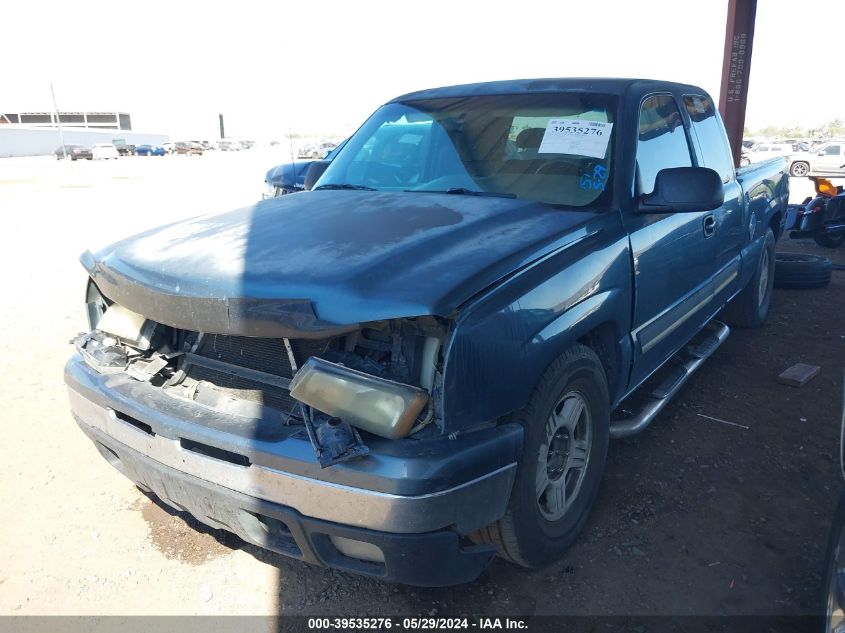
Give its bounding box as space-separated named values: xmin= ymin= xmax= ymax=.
xmin=703 ymin=214 xmax=716 ymax=238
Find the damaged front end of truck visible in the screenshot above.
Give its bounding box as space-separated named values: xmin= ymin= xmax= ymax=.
xmin=66 ymin=249 xmax=525 ymax=585
xmin=74 ymin=276 xmax=452 ymax=466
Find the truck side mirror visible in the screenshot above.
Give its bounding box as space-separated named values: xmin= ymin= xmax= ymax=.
xmin=638 ymin=167 xmax=724 ymax=213
xmin=303 ymin=161 xmax=330 ymax=191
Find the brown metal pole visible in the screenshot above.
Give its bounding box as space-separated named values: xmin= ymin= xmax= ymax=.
xmin=719 ymin=0 xmax=757 ymax=167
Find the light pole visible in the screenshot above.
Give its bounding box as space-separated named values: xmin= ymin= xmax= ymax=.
xmin=50 ymin=83 xmax=67 ymax=160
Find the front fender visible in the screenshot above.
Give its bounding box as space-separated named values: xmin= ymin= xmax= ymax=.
xmin=440 ymin=218 xmax=632 ymax=433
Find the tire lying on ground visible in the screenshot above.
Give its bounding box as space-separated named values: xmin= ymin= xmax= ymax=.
xmin=773 ymin=252 xmax=833 ymax=289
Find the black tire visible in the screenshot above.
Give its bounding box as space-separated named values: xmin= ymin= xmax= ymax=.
xmin=473 ymin=344 xmax=609 ymax=568
xmin=821 ymin=491 xmax=845 ymax=632
xmin=815 ymin=233 xmax=845 ymax=248
xmin=774 ymin=252 xmax=832 ymax=289
xmin=790 ymin=161 xmax=810 ymax=177
xmin=722 ymin=228 xmax=775 ymax=328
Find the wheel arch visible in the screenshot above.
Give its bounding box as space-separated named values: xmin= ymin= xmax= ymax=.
xmin=769 ymin=210 xmax=784 ymax=240
xmin=577 ymin=320 xmax=623 ymax=407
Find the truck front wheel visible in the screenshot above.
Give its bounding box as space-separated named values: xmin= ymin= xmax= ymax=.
xmin=474 ymin=344 xmax=609 ymax=568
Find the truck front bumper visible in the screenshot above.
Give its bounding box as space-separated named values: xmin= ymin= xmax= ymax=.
xmin=65 ymin=356 xmax=521 ymax=586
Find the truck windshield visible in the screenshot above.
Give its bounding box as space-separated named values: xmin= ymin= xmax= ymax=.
xmin=317 ymin=93 xmax=617 ymax=208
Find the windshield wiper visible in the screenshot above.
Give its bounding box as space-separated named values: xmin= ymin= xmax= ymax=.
xmin=313 ymin=183 xmax=376 ymax=191
xmin=406 ymin=187 xmax=516 ymax=199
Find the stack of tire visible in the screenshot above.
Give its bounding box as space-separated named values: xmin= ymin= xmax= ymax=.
xmin=774 ymin=253 xmax=833 ymax=289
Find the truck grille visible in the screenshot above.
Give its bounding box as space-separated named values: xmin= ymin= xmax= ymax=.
xmin=183 ymin=334 xmax=333 ymax=415
xmin=188 ymin=364 xmax=300 ymax=414
xmin=196 ymin=334 xmax=330 ymax=378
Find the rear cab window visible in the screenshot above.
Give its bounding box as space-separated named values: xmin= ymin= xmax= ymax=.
xmin=683 ymin=95 xmax=734 ymax=183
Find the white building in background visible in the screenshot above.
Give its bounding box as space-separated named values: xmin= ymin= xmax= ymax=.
xmin=0 ymin=110 xmax=169 ymax=157
xmin=1 ymin=111 xmax=133 ymax=130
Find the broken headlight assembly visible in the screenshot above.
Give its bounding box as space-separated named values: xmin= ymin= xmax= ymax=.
xmin=74 ymin=297 xmax=160 ymax=374
xmin=93 ymin=303 xmax=157 ymax=350
xmin=290 ymin=357 xmax=429 ymax=440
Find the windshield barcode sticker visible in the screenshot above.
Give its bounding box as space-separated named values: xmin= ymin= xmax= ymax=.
xmin=538 ymin=119 xmax=613 ymax=159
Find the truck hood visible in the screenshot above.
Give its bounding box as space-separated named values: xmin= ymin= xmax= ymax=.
xmin=83 ymin=191 xmax=595 ymax=337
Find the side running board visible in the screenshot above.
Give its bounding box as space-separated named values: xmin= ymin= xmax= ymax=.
xmin=610 ymin=320 xmax=730 ymax=439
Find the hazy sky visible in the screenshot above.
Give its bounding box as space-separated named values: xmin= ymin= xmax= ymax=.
xmin=3 ymin=0 xmax=843 ymax=140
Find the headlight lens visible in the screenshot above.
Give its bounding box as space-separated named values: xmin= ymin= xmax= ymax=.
xmin=262 ymin=181 xmax=276 ymax=199
xmin=289 ymin=357 xmax=429 ymax=439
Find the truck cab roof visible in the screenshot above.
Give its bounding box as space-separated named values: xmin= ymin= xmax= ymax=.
xmin=391 ymin=78 xmax=710 ymax=102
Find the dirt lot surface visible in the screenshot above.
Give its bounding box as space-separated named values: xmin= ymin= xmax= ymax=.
xmin=0 ymin=155 xmax=843 ymax=620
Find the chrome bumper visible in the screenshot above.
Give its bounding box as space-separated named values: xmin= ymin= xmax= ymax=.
xmin=67 ymin=385 xmax=516 ymax=535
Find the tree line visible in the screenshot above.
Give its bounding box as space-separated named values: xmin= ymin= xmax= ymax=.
xmin=744 ymin=119 xmax=845 ymax=139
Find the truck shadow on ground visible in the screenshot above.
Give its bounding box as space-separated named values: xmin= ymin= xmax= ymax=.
xmin=136 ymin=488 xmax=541 ymax=614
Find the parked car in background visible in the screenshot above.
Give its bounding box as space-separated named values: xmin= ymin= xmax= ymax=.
xmin=68 ymin=78 xmax=788 ymax=586
xmin=217 ymin=139 xmax=240 ymax=151
xmin=134 ymin=144 xmax=166 ymax=157
xmin=747 ymin=143 xmax=793 ymax=164
xmin=298 ymin=140 xmax=338 ymax=159
xmin=262 ymin=140 xmax=348 ymax=199
xmin=174 ymin=141 xmax=203 ymax=155
xmin=190 ymin=140 xmax=213 ymax=151
xmin=113 ymin=143 xmax=136 ymax=157
xmin=53 ymin=145 xmax=92 ymax=161
xmin=91 ymin=143 xmax=119 ymax=160
xmin=162 ymin=142 xmax=176 ymax=155
xmin=787 ymin=142 xmax=845 ymax=177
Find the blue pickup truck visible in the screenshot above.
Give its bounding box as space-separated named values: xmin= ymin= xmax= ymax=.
xmin=261 ymin=141 xmax=346 ymax=199
xmin=66 ymin=78 xmax=787 ymax=586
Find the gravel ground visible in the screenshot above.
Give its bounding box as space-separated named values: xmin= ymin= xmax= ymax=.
xmin=0 ymin=155 xmax=843 ymax=619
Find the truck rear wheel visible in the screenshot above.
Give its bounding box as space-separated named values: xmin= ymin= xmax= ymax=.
xmin=474 ymin=344 xmax=609 ymax=568
xmin=722 ymin=228 xmax=775 ymax=328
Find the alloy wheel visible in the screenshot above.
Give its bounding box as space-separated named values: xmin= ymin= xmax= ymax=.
xmin=536 ymin=391 xmax=592 ymax=521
